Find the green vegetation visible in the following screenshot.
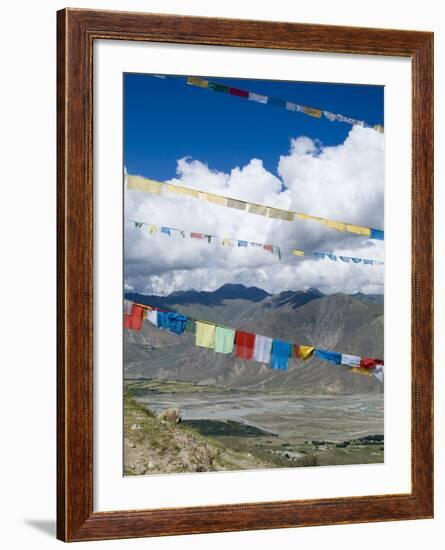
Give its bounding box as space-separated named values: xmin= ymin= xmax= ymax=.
xmin=182 ymin=419 xmax=276 ymax=437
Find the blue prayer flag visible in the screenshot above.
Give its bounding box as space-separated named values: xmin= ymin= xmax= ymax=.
xmin=370 ymin=228 xmax=384 ymax=240
xmin=270 ymin=340 xmax=292 ymax=371
xmin=314 ymin=349 xmax=342 ymax=365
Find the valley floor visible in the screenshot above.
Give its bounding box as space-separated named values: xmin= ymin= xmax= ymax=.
xmin=124 ymin=380 xmax=384 ymax=476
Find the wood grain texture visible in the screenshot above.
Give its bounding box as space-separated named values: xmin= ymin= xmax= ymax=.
xmin=57 ymin=8 xmax=434 ymax=542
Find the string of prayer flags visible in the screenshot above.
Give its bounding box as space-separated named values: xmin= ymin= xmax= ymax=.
xmin=124 ymin=302 xmax=383 ymax=382
xmin=183 ymin=75 xmax=384 ymax=132
xmin=130 ymin=219 xmax=383 ymax=266
xmin=127 ymin=175 xmax=385 ymax=241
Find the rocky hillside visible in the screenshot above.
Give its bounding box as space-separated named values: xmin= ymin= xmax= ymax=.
xmin=124 ymin=285 xmax=383 ymax=394
xmin=124 ymin=392 xmax=276 ymax=475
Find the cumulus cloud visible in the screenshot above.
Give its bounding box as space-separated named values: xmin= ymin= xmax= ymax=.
xmin=124 ymin=126 xmax=384 ymax=296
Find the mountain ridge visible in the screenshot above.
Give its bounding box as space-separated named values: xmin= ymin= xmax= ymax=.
xmin=124 ymin=285 xmax=384 ymax=395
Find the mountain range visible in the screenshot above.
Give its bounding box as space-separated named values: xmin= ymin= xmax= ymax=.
xmin=124 ymin=284 xmax=384 ymax=394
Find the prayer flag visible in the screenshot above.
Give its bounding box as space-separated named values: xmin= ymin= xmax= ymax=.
xmin=350 ymin=367 xmax=374 ymax=377
xmin=303 ymin=106 xmax=322 ymax=118
xmin=360 ymin=357 xmax=384 ymax=369
xmin=234 ymin=331 xmax=256 ymax=360
xmin=346 ymin=224 xmax=371 ymax=237
xmin=299 ymin=345 xmax=315 ymax=360
xmin=123 ymin=299 xmax=134 ymax=315
xmin=341 ymin=354 xmax=361 ymax=367
xmin=292 ymin=344 xmax=300 ymax=358
xmin=322 ymin=219 xmax=347 ymax=232
xmin=263 ymin=244 xmax=273 ymax=253
xmin=191 ymin=232 xmax=204 ymax=239
xmin=187 ymin=76 xmax=209 ymax=88
xmin=314 ymin=349 xmax=342 ymax=364
xmin=208 ymin=82 xmax=228 ymax=93
xmin=267 ymin=207 xmax=294 ymax=221
xmin=248 ymin=92 xmax=268 ymax=104
xmin=222 ymin=237 xmax=233 ymax=247
xmin=226 ymin=198 xmax=246 ymax=211
xmin=286 ymin=101 xmax=297 ymax=111
xmin=238 ymin=240 xmax=248 ymax=247
xmin=161 ymin=227 xmax=171 ymax=236
xmin=195 ymin=321 xmax=216 ymax=348
xmin=202 ymin=192 xmax=227 ymax=206
xmin=127 ymin=176 xmax=163 ymax=194
xmin=248 ymin=203 xmax=268 ymax=216
xmin=323 ymin=111 xmax=337 ymax=122
xmin=148 ymin=224 xmax=158 ymax=233
xmin=370 ymin=228 xmax=384 ymax=240
xmin=270 ymin=340 xmax=291 ymax=371
xmin=253 ymin=335 xmax=273 ymax=363
xmin=185 ymin=318 xmax=196 ymax=334
xmin=229 ymin=87 xmax=249 ymax=98
xmin=146 ymin=308 xmax=158 ymax=326
xmin=292 ymin=249 xmax=304 ymax=257
xmin=214 ymin=326 xmax=235 ymax=354
xmin=124 ymin=304 xmax=144 ymax=331
xmin=374 ymin=365 xmax=384 ymax=383
xmin=166 ymin=184 xmax=200 ymax=198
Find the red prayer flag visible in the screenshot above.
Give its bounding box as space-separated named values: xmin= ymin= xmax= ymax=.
xmin=360 ymin=357 xmax=384 ymax=369
xmin=263 ymin=244 xmax=273 ymax=252
xmin=229 ymin=87 xmax=249 ymax=98
xmin=191 ymin=232 xmax=204 ymax=239
xmin=124 ymin=304 xmax=144 ymax=331
xmin=234 ymin=330 xmax=256 ymax=360
xmin=293 ymin=344 xmax=300 ymax=358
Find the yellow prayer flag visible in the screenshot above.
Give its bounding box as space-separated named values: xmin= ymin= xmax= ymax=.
xmin=226 ymin=198 xmax=247 ymax=211
xmin=345 ymin=224 xmax=372 ymax=237
xmin=187 ymin=76 xmax=209 ymax=88
xmin=322 ymin=219 xmax=347 ymax=232
xmin=248 ymin=203 xmax=268 ymax=216
xmin=201 ymin=192 xmax=227 ymax=206
xmin=295 ymin=212 xmax=321 ymax=222
xmin=350 ymin=367 xmax=373 ymax=377
xmin=303 ymin=106 xmax=322 ymax=118
xmin=373 ymin=124 xmax=384 ymax=133
xmin=147 ymin=224 xmax=158 ymax=234
xmin=195 ymin=321 xmax=216 ymax=349
xmin=222 ymin=237 xmax=232 ymax=247
xmin=267 ymin=207 xmax=294 ymax=221
xmin=166 ymin=183 xmax=200 ymax=198
xmin=292 ymin=249 xmax=305 ymax=256
xmin=127 ymin=176 xmax=163 ymax=194
xmin=299 ymin=345 xmax=315 ymax=360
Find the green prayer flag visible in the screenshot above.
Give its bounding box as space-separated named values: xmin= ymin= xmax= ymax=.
xmin=214 ymin=326 xmax=235 ymax=354
xmin=185 ymin=318 xmax=196 ymax=334
xmin=209 ymin=82 xmax=229 ymax=93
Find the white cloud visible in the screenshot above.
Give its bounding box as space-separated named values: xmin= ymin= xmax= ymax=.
xmin=124 ymin=126 xmax=384 ymax=296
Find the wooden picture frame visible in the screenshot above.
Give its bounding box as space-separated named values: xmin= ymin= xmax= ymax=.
xmin=57 ymin=8 xmax=434 ymax=542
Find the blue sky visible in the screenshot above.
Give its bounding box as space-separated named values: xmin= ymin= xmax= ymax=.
xmin=124 ymin=73 xmax=384 ymax=182
xmin=124 ymin=73 xmax=384 ymax=295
